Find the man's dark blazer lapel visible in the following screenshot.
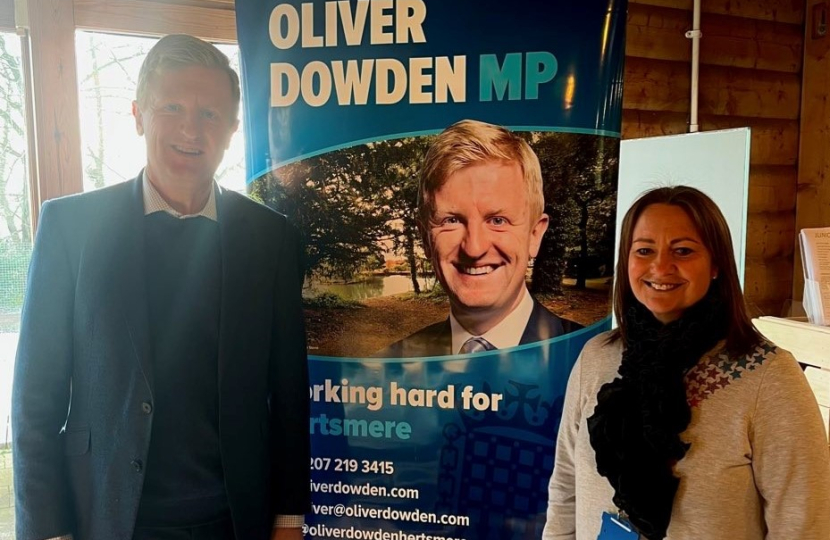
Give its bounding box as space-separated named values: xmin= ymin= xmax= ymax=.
xmin=519 ymin=300 xmax=580 ymax=344
xmin=113 ymin=177 xmax=154 ymax=391
xmin=215 ymin=188 xmax=256 ymax=392
xmin=373 ymin=318 xmax=453 ymax=358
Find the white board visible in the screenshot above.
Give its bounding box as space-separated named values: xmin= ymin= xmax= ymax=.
xmin=617 ymin=128 xmax=751 ymax=286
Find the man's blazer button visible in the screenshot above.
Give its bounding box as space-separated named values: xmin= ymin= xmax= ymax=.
xmin=141 ymin=402 xmax=153 ymax=414
xmin=131 ymin=459 xmax=143 ymax=472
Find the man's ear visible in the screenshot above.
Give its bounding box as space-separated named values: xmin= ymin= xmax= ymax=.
xmin=529 ymin=213 xmax=550 ymax=258
xmin=132 ymin=101 xmax=144 ymax=136
xmin=226 ymin=118 xmax=240 ymax=149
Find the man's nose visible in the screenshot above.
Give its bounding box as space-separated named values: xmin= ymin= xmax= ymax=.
xmin=460 ymin=222 xmax=490 ymax=259
xmin=179 ymin=111 xmax=201 ymax=139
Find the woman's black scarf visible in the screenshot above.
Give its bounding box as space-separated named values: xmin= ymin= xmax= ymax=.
xmin=587 ymin=290 xmax=727 ymax=540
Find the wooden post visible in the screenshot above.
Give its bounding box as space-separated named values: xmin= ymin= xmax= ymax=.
xmin=73 ymin=0 xmax=237 ymax=42
xmin=795 ymin=0 xmax=830 ymax=303
xmin=17 ymin=0 xmax=83 ymax=229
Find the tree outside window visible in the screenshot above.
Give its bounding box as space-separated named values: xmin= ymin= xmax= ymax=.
xmin=0 ymin=29 xmax=30 ymax=535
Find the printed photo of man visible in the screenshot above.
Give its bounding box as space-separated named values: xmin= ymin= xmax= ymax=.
xmin=375 ymin=119 xmax=581 ymax=357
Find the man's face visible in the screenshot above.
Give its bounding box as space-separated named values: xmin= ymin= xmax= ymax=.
xmin=133 ymin=66 xmax=238 ymax=192
xmin=424 ymin=161 xmax=549 ymax=332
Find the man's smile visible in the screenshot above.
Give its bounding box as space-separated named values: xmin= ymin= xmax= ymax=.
xmin=172 ymin=144 xmax=203 ymax=156
xmin=456 ymin=264 xmax=500 ymax=276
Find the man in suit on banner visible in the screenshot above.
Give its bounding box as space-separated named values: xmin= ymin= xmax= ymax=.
xmin=13 ymin=35 xmax=309 ymax=540
xmin=376 ymin=120 xmax=580 ymax=358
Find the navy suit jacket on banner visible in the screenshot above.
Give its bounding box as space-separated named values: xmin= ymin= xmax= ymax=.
xmin=12 ymin=176 xmax=310 ymax=540
xmin=375 ymin=300 xmax=582 ymax=358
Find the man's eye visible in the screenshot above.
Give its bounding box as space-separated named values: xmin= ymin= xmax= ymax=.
xmin=442 ymin=217 xmax=459 ymax=225
xmin=162 ymin=104 xmax=181 ymax=112
xmin=201 ymin=110 xmax=218 ymax=120
xmin=490 ymin=217 xmax=507 ymax=226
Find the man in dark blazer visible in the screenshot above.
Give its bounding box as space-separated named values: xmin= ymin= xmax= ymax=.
xmin=376 ymin=120 xmax=580 ymax=358
xmin=12 ymin=35 xmax=309 ymax=540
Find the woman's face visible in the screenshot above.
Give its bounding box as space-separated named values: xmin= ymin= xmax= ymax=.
xmin=628 ymin=204 xmax=716 ymax=324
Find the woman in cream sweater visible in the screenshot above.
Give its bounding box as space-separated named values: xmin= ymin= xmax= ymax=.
xmin=544 ymin=186 xmax=830 ymax=540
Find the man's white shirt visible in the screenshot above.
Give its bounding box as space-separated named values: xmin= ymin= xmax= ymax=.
xmin=141 ymin=171 xmax=217 ymax=219
xmin=450 ymin=287 xmax=535 ymax=354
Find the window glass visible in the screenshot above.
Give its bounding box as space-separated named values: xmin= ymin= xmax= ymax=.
xmin=0 ymin=30 xmax=30 ymax=535
xmin=76 ymin=31 xmax=246 ymax=192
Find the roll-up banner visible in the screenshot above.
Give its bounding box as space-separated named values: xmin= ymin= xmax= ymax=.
xmin=236 ymin=1 xmax=626 ymax=537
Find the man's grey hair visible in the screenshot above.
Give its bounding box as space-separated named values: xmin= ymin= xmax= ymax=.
xmin=136 ymin=34 xmax=240 ymax=121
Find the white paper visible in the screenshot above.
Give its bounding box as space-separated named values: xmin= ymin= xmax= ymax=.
xmin=799 ymin=228 xmax=830 ymax=326
xmin=804 ymin=279 xmax=830 ymax=326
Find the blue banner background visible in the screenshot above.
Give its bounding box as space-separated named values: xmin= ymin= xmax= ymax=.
xmin=236 ymin=0 xmax=626 ymax=180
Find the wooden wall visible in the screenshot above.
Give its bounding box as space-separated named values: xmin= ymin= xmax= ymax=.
xmin=623 ymin=0 xmax=805 ymax=317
